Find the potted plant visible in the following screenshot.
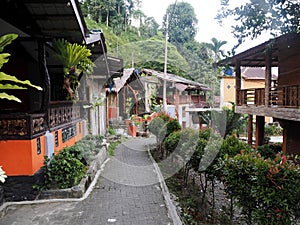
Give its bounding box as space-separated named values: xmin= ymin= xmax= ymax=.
xmin=52 ymin=39 xmax=94 ymax=100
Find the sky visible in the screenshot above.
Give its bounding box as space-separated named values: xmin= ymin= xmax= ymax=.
xmin=141 ymin=0 xmax=271 ymax=54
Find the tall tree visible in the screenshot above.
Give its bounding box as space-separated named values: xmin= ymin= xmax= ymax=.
xmin=162 ymin=2 xmax=198 ymax=46
xmin=139 ymin=17 xmax=159 ymax=38
xmin=217 ymin=0 xmax=300 ymax=45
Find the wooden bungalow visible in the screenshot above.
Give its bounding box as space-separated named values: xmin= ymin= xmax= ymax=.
xmin=0 ymin=0 xmax=107 ymax=177
xmin=218 ymin=32 xmax=300 ymax=155
xmin=134 ymin=68 xmax=211 ymax=128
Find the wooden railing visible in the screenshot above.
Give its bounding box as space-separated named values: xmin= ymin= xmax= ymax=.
xmin=237 ymin=85 xmax=300 ymax=108
xmin=0 ymin=113 xmax=46 ymax=140
xmin=167 ymin=95 xmax=206 ymax=106
xmin=48 ymin=101 xmax=82 ymax=129
xmin=0 ymin=101 xmax=84 ymax=140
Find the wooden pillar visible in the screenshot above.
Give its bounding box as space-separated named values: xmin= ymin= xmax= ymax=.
xmin=265 ymin=46 xmax=272 ymax=106
xmin=38 ymin=41 xmax=50 ymax=128
xmin=175 ymin=86 xmax=179 ymax=118
xmin=247 ymin=114 xmax=253 ymax=145
xmin=235 ymin=60 xmax=241 ymax=105
xmin=255 ymin=116 xmax=265 ymax=148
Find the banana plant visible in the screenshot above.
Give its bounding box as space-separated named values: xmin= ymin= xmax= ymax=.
xmin=52 ymin=39 xmax=94 ymax=100
xmin=0 ymin=34 xmax=42 ymax=102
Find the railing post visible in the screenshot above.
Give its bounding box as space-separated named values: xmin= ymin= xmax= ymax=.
xmin=265 ymin=45 xmax=272 ymax=107
xmin=235 ymin=61 xmax=241 ymax=106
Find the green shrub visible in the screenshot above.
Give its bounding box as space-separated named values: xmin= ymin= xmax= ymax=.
xmin=42 ymin=147 xmax=87 ymax=190
xmin=149 ymin=116 xmax=167 ymax=142
xmin=163 ymin=130 xmax=181 ymax=155
xmin=222 ymin=151 xmax=300 ymax=224
xmin=166 ymin=119 xmax=181 ymax=137
xmin=107 ymin=141 xmax=120 ymax=156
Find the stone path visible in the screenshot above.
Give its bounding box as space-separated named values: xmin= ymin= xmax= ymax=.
xmin=0 ymin=137 xmax=179 ymax=225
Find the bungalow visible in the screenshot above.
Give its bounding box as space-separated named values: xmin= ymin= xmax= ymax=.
xmin=218 ymin=32 xmax=300 ymax=155
xmin=107 ymin=68 xmax=211 ymax=129
xmin=0 ymin=1 xmax=107 ymax=180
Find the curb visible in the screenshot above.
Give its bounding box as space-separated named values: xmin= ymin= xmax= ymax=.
xmin=0 ymin=150 xmax=110 ymax=218
xmin=147 ymin=147 xmax=183 ymax=225
xmin=37 ymin=147 xmax=107 ymax=200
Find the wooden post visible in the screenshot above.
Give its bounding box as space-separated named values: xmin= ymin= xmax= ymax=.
xmin=235 ymin=61 xmax=241 ymax=105
xmin=255 ymin=116 xmax=265 ymax=148
xmin=247 ymin=114 xmax=253 ymax=145
xmin=38 ymin=41 xmax=50 ymax=128
xmin=265 ymin=45 xmax=272 ymax=106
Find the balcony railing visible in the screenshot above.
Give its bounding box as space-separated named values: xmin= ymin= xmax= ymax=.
xmin=48 ymin=101 xmax=81 ymax=129
xmin=0 ymin=101 xmax=84 ymax=140
xmin=0 ymin=113 xmax=46 ymax=140
xmin=237 ymin=85 xmax=300 ymax=108
xmin=167 ymin=95 xmax=207 ymax=106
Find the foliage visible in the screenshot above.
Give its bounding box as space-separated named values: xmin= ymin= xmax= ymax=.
xmin=41 ymin=147 xmax=87 ymax=190
xmin=257 ymin=143 xmax=282 ymax=160
xmin=265 ymin=123 xmax=283 ymax=136
xmin=0 ymin=166 xmax=7 ymax=183
xmin=205 ymin=37 xmax=227 ymax=62
xmin=0 ymin=34 xmax=42 ymax=102
xmin=163 ymin=130 xmax=181 ymax=156
xmin=107 ymin=140 xmax=120 ymax=156
xmin=216 ymin=0 xmax=300 ymax=46
xmin=162 ymin=2 xmax=198 ymax=45
xmin=221 ymin=151 xmax=300 ymax=224
xmin=107 ymin=126 xmax=117 ymax=135
xmin=52 ymin=39 xmax=94 ymax=77
xmin=52 ymin=38 xmax=94 ymax=100
xmin=148 ymin=116 xmax=168 ymax=144
xmin=75 ymin=135 xmax=104 ymax=164
xmin=165 ymin=119 xmax=181 ymax=138
xmin=109 ymin=38 xmax=190 ymax=77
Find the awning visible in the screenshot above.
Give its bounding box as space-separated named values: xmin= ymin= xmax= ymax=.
xmin=175 ymin=83 xmax=188 ymax=92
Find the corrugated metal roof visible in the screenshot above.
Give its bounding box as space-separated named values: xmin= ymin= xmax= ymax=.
xmin=217 ymin=33 xmax=300 ymax=67
xmin=141 ymin=68 xmax=212 ymax=91
xmin=0 ymin=0 xmax=94 ymax=44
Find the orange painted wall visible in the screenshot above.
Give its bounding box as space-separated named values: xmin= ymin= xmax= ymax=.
xmin=0 ymin=121 xmax=84 ymax=176
xmin=0 ymin=137 xmax=45 ymax=176
xmin=52 ymin=121 xmax=84 ymax=154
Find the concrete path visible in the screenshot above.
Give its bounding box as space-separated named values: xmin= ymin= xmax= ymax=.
xmin=0 ymin=137 xmax=181 ymax=225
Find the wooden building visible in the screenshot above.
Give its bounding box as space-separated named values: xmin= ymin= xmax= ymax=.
xmin=0 ymin=0 xmax=107 ymax=176
xmin=218 ymin=32 xmax=300 ymax=155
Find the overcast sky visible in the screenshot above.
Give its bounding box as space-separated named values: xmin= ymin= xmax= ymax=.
xmin=141 ymin=0 xmax=271 ymax=54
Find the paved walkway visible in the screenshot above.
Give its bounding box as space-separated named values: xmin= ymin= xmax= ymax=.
xmin=0 ymin=137 xmax=181 ymax=225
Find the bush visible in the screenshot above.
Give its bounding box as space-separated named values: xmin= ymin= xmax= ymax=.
xmin=42 ymin=147 xmax=87 ymax=190
xmin=149 ymin=116 xmax=167 ymax=143
xmin=163 ymin=131 xmax=181 ymax=155
xmin=166 ymin=119 xmax=181 ymax=137
xmin=222 ymin=151 xmax=300 ymax=224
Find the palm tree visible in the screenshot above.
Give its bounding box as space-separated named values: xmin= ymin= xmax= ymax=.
xmin=205 ymin=37 xmax=227 ymax=62
xmin=205 ymin=37 xmax=227 ymax=107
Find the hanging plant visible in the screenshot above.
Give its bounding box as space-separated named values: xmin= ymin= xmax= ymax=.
xmin=0 ymin=34 xmax=42 ymax=102
xmin=52 ymin=39 xmax=94 ymax=100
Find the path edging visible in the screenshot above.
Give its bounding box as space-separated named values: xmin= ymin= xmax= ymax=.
xmin=147 ymin=148 xmax=183 ymax=225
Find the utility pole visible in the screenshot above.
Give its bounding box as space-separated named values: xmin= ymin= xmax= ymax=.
xmin=163 ymin=13 xmax=169 ymax=112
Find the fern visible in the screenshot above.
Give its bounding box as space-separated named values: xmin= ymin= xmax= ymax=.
xmin=53 ymin=39 xmax=94 ymax=76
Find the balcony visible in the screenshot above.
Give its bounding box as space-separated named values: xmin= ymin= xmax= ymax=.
xmin=236 ymin=85 xmax=300 ymax=121
xmin=167 ymin=95 xmax=207 ymax=107
xmin=0 ymin=101 xmax=85 ymax=140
